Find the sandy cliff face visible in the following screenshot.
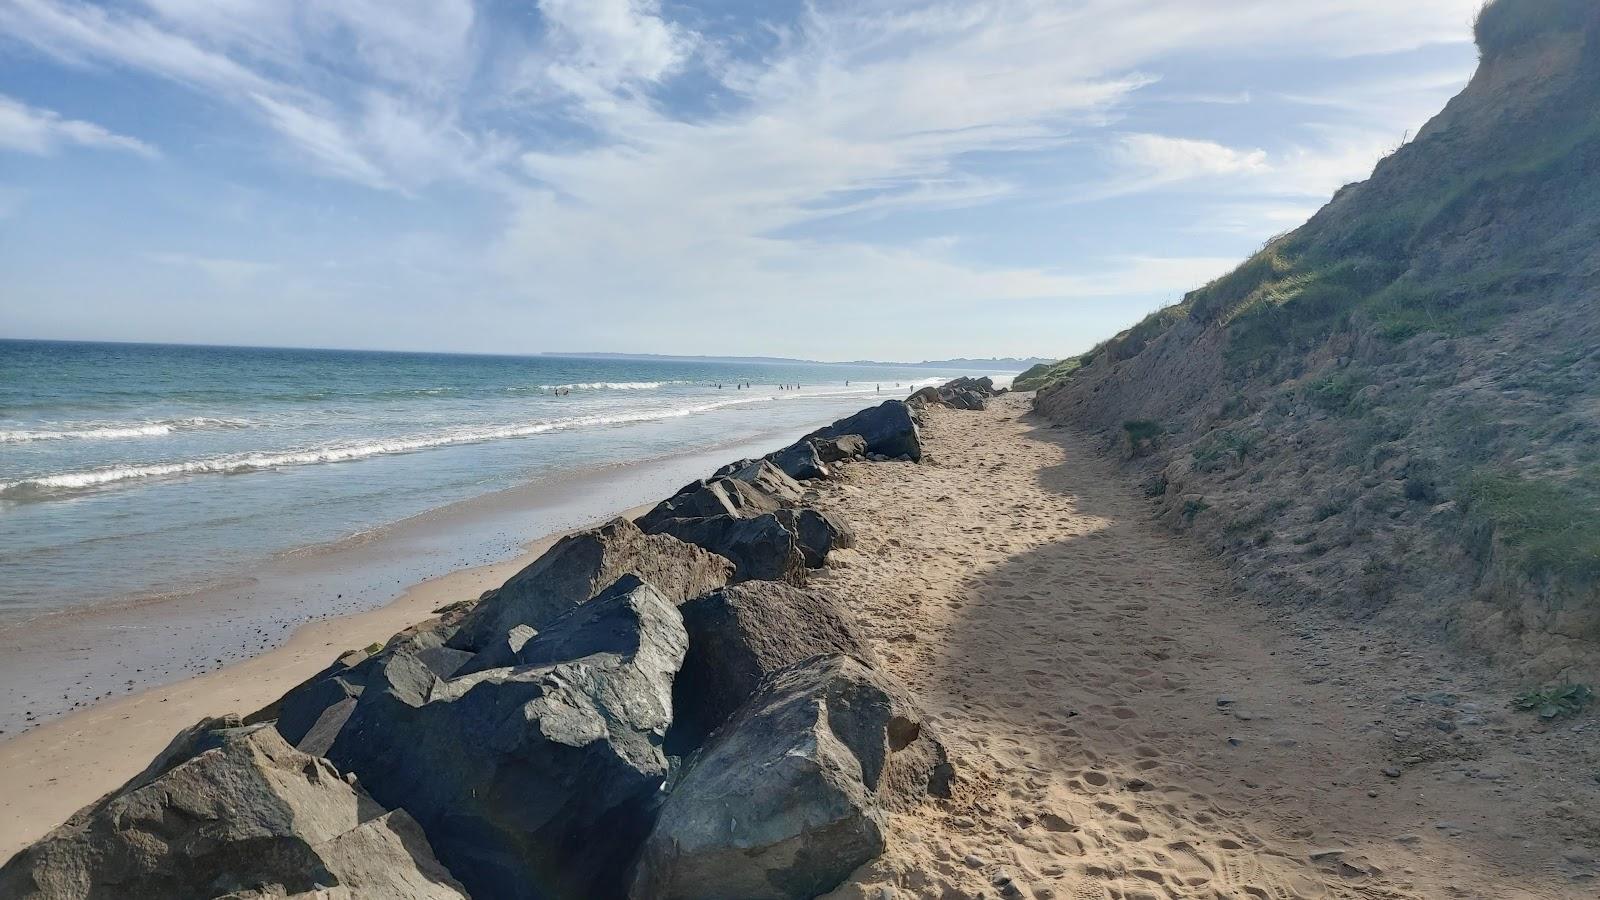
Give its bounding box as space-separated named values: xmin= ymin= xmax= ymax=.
xmin=1036 ymin=0 xmax=1600 ymax=681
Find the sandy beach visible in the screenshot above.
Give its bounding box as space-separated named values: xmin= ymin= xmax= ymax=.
xmin=799 ymin=396 xmax=1597 ymax=899
xmin=7 ymin=394 xmax=1599 ymax=897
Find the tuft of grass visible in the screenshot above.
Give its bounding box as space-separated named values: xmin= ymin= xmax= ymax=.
xmin=1123 ymin=420 xmax=1163 ymax=443
xmin=1463 ymin=471 xmax=1600 ymax=578
xmin=1304 ymin=372 xmax=1367 ymax=415
xmin=1511 ymin=682 xmax=1593 ymax=719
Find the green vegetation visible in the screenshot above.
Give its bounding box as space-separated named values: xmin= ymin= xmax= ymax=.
xmin=1013 ymin=356 xmax=1081 ymax=391
xmin=1463 ymin=471 xmax=1600 ymax=578
xmin=1123 ymin=420 xmax=1162 ymax=443
xmin=1474 ymin=0 xmax=1594 ymax=58
xmin=1511 ymin=682 xmax=1593 ymax=719
xmin=1304 ymin=372 xmax=1367 ymax=414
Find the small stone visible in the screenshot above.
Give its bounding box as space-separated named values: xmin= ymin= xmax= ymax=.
xmin=1216 ymin=697 xmax=1235 ymax=707
xmin=964 ymin=853 xmax=985 ymax=869
xmin=1125 ymin=778 xmax=1152 ymax=792
xmin=1381 ymin=767 xmax=1401 ymax=778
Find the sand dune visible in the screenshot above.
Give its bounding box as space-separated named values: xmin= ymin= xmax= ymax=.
xmin=813 ymin=394 xmax=1597 ymax=900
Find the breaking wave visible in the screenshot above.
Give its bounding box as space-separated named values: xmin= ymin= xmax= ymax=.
xmin=0 ymin=418 xmax=252 ymax=444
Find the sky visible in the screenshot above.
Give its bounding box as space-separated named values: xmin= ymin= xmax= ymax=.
xmin=0 ymin=0 xmax=1484 ymax=361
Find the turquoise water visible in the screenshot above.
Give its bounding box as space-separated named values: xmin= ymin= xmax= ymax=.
xmin=0 ymin=340 xmax=978 ymax=624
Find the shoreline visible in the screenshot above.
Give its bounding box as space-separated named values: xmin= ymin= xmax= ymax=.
xmin=0 ymin=423 xmax=844 ymax=858
xmin=0 ymin=425 xmax=830 ymax=740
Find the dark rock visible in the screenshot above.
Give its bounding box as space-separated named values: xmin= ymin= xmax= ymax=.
xmin=765 ymin=440 xmax=831 ymax=481
xmin=774 ymin=507 xmax=856 ymax=567
xmin=630 ymin=655 xmax=954 ymax=900
xmin=636 ymin=477 xmax=790 ymax=532
xmin=448 ymin=517 xmax=731 ymax=652
xmin=276 ymin=662 xmax=367 ymax=747
xmin=327 ymin=577 xmax=688 ymax=900
xmin=811 ymin=433 xmax=867 ymax=463
xmin=668 ymin=583 xmax=877 ymax=753
xmin=806 ymin=401 xmax=922 ymax=462
xmin=0 ymin=724 xmax=467 ymax=899
xmin=649 ymin=513 xmax=808 ymax=584
xmin=907 ymin=385 xmax=941 ymax=405
xmin=262 ymin=637 xmax=472 ymax=750
xmin=721 ymin=459 xmax=805 ymax=505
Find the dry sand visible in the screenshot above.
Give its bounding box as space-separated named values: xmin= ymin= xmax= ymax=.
xmin=6 ymin=393 xmax=1599 ymax=898
xmin=813 ymin=394 xmax=1599 ymax=900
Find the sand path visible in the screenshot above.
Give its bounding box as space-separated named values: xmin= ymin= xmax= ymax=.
xmin=812 ymin=394 xmax=1597 ymax=900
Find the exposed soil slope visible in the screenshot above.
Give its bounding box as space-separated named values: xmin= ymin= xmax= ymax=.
xmin=1034 ymin=0 xmax=1600 ymax=681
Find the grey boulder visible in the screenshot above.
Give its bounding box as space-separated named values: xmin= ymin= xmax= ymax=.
xmin=774 ymin=507 xmax=855 ymax=568
xmin=636 ymin=471 xmax=797 ymax=532
xmin=811 ymin=433 xmax=867 ymax=464
xmin=630 ymin=654 xmax=955 ymax=900
xmin=805 ymin=401 xmax=922 ymax=462
xmin=720 ymin=459 xmax=805 ymax=505
xmin=0 ymin=723 xmax=466 ymax=900
xmin=648 ymin=513 xmax=807 ymax=584
xmin=667 ymin=583 xmax=877 ymax=753
xmin=448 ymin=516 xmax=731 ymax=652
xmin=765 ymin=440 xmax=831 ymax=480
xmin=326 ymin=577 xmax=689 ymax=900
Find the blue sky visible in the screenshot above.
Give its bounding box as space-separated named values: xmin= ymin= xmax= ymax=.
xmin=0 ymin=0 xmax=1482 ymax=360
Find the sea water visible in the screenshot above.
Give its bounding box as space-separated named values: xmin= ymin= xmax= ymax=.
xmin=0 ymin=339 xmax=992 ymax=625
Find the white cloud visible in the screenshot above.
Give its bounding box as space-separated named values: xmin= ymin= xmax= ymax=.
xmin=537 ymin=0 xmax=688 ymax=93
xmin=0 ymin=93 xmax=158 ymax=158
xmin=1 ymin=0 xmax=1488 ymax=356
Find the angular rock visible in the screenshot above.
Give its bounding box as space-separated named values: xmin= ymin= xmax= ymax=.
xmin=636 ymin=477 xmax=790 ymax=532
xmin=765 ymin=440 xmax=831 ymax=481
xmin=811 ymin=433 xmax=867 ymax=464
xmin=806 ymin=401 xmax=922 ymax=462
xmin=448 ymin=517 xmax=731 ymax=652
xmin=630 ymin=655 xmax=954 ymax=900
xmin=774 ymin=507 xmax=855 ymax=568
xmin=668 ymin=583 xmax=877 ymax=753
xmin=327 ymin=577 xmax=689 ymax=900
xmin=649 ymin=513 xmax=807 ymax=584
xmin=722 ymin=458 xmax=805 ymax=504
xmin=0 ymin=724 xmax=466 ymax=900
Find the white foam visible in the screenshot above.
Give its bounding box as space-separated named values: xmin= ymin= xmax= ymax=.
xmin=0 ymin=418 xmax=251 ymax=444
xmin=535 ymin=381 xmax=670 ymax=391
xmin=0 ymin=384 xmax=944 ymax=499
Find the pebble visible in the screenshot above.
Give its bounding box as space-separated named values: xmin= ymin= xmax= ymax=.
xmin=1382 ymin=767 xmax=1402 ymax=778
xmin=964 ymin=853 xmax=985 ymax=869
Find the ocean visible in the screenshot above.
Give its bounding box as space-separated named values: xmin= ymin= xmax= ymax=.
xmin=0 ymin=339 xmax=994 ymax=629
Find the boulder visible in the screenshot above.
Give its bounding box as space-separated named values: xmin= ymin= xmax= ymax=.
xmin=0 ymin=724 xmax=466 ymax=900
xmin=326 ymin=577 xmax=689 ymax=900
xmin=811 ymin=433 xmax=867 ymax=464
xmin=259 ymin=638 xmax=471 ymax=753
xmin=805 ymin=401 xmax=922 ymax=462
xmin=636 ymin=477 xmax=789 ymax=532
xmin=667 ymin=583 xmax=876 ymax=753
xmin=722 ymin=458 xmax=805 ymax=504
xmin=906 ymin=385 xmax=941 ymax=405
xmin=765 ymin=440 xmax=830 ymax=481
xmin=648 ymin=513 xmax=807 ymax=584
xmin=448 ymin=517 xmax=731 ymax=652
xmin=774 ymin=507 xmax=855 ymax=568
xmin=629 ymin=655 xmax=955 ymax=900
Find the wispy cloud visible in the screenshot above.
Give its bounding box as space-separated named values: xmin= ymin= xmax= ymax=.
xmin=0 ymin=0 xmax=1486 ymax=356
xmin=0 ymin=93 xmax=157 ymax=158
